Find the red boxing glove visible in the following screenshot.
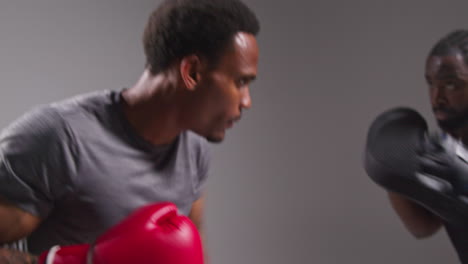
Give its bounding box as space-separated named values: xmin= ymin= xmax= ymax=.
xmin=38 ymin=202 xmax=204 ymax=264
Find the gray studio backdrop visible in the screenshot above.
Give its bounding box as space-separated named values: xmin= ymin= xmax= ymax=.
xmin=0 ymin=0 xmax=467 ymax=263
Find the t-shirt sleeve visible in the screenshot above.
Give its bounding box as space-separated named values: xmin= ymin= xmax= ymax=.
xmin=0 ymin=106 xmax=77 ymax=218
xmin=193 ymin=138 xmax=211 ymax=200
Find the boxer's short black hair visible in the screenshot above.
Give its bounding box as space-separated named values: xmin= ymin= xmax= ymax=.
xmin=429 ymin=29 xmax=468 ymax=65
xmin=143 ymin=0 xmax=260 ymax=74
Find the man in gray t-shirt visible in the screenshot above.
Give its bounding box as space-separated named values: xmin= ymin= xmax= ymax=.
xmin=0 ymin=0 xmax=261 ymax=262
xmin=1 ymin=90 xmax=210 ymax=254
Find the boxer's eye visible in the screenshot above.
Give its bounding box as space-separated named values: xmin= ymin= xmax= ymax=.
xmin=236 ymin=77 xmax=253 ymax=89
xmin=444 ymin=79 xmax=465 ymax=91
xmin=445 ymin=82 xmax=456 ymax=90
xmin=237 ymin=78 xmax=247 ymax=87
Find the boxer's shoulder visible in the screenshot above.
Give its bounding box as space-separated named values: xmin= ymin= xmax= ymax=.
xmin=0 ymin=90 xmax=115 ymax=152
xmin=46 ymin=90 xmax=118 ymax=140
xmin=0 ymin=103 xmax=69 ymax=145
xmin=180 ymin=131 xmax=211 ymax=163
xmin=48 ymin=90 xmax=114 ymax=119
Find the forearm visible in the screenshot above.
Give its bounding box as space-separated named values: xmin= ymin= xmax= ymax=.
xmin=0 ymin=248 xmax=37 ymax=264
xmin=0 ymin=198 xmax=41 ymax=244
xmin=199 ymin=228 xmax=210 ymax=264
xmin=388 ymin=192 xmax=442 ymax=238
xmin=188 ymin=197 xmax=209 ymax=263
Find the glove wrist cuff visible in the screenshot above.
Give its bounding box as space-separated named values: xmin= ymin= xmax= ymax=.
xmin=86 ymin=242 xmax=95 ymax=264
xmin=45 ymin=245 xmax=61 ymax=264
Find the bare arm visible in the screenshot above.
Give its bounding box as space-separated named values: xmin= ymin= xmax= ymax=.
xmin=0 ymin=248 xmax=37 ymax=264
xmin=189 ymin=196 xmax=209 ymax=262
xmin=0 ymin=198 xmax=41 ymax=264
xmin=189 ymin=197 xmax=204 ymax=231
xmin=388 ymin=192 xmax=442 ymax=238
xmin=0 ymin=198 xmax=41 ymax=244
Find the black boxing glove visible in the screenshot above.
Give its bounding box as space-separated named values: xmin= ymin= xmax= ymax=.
xmin=364 ymin=107 xmax=468 ymax=227
xmin=418 ymin=135 xmax=468 ymax=196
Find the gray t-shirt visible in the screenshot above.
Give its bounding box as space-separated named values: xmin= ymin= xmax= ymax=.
xmin=0 ymin=90 xmax=210 ymax=254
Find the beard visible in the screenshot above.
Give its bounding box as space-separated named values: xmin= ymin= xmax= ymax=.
xmin=435 ymin=106 xmax=468 ymax=132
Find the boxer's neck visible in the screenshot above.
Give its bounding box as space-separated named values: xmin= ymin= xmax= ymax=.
xmin=121 ymin=68 xmax=185 ymax=146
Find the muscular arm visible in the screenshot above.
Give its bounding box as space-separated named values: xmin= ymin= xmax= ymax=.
xmin=388 ymin=192 xmax=442 ymax=238
xmin=0 ymin=198 xmax=41 ymax=264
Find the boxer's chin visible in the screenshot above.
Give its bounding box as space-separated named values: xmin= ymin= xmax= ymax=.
xmin=205 ymin=131 xmax=225 ymax=143
xmin=437 ymin=118 xmax=460 ymax=132
xmin=191 ymin=123 xmax=226 ymax=143
xmin=437 ymin=109 xmax=468 ymax=132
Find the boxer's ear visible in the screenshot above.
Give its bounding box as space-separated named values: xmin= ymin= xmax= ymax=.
xmin=180 ymin=55 xmax=201 ymax=91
